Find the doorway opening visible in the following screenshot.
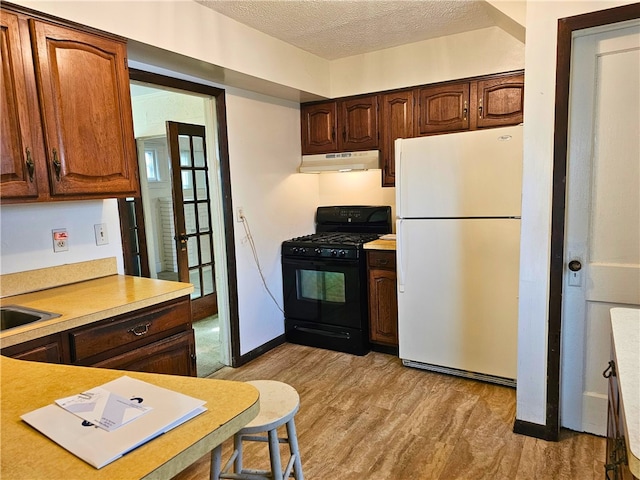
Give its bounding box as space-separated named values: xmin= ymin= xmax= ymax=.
xmin=123 ymin=78 xmax=233 ymax=377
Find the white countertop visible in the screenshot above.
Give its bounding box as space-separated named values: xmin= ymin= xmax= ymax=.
xmin=610 ymin=307 xmax=640 ymax=476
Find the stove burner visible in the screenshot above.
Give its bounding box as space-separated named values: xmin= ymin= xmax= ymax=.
xmin=289 ymin=232 xmax=381 ymax=246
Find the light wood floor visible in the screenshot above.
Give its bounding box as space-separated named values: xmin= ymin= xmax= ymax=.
xmin=172 ymin=343 xmax=606 ymax=480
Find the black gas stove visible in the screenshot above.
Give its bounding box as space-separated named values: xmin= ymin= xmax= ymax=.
xmin=281 ymin=206 xmax=392 ymax=355
xmin=281 ymin=232 xmax=382 ymax=259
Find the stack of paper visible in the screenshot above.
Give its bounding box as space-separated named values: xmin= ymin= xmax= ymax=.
xmin=21 ymin=376 xmax=207 ymax=469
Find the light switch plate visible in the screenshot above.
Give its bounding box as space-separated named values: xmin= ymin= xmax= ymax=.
xmin=94 ymin=223 xmax=109 ymax=245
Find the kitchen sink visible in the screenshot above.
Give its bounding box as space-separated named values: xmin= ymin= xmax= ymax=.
xmin=0 ymin=305 xmax=61 ymax=331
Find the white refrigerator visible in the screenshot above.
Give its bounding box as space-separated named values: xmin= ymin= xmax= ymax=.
xmin=395 ymin=125 xmax=522 ymax=386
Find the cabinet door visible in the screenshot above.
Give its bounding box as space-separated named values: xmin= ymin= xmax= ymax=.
xmin=476 ymin=73 xmax=524 ymax=128
xmin=0 ymin=10 xmax=43 ymax=200
xmin=339 ymin=96 xmax=379 ymax=151
xmin=416 ymin=83 xmax=470 ymax=135
xmin=301 ymin=102 xmax=338 ymax=154
xmin=367 ymin=251 xmax=398 ymax=347
xmin=2 ymin=333 xmax=66 ymax=363
xmin=380 ymin=91 xmax=414 ymax=187
xmin=368 ymin=268 xmax=398 ymax=346
xmin=30 ymin=19 xmax=139 ymax=197
xmin=92 ymin=330 xmax=196 ymax=377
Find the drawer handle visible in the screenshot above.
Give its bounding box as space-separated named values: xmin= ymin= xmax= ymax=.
xmin=378 ymin=259 xmax=389 ymax=265
xmin=128 ymin=323 xmax=151 ymax=336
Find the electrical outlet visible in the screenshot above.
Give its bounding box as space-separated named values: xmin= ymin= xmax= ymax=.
xmin=52 ymin=229 xmax=68 ymax=253
xmin=94 ymin=223 xmax=109 ymax=245
xmin=236 ymin=207 xmax=245 ymax=223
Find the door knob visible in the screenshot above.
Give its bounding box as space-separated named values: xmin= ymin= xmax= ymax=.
xmin=568 ymin=260 xmax=582 ymax=272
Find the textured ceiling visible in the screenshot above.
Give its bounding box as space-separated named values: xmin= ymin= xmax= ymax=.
xmin=194 ymin=0 xmax=499 ymax=60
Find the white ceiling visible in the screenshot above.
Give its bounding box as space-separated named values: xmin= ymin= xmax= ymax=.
xmin=194 ymin=0 xmax=503 ymax=60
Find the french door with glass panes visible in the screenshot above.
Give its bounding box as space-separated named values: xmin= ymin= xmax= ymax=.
xmin=166 ymin=121 xmax=217 ymax=320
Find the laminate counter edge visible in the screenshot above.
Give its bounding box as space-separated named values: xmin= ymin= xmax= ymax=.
xmin=0 ymin=275 xmax=194 ymax=348
xmin=364 ymin=239 xmax=396 ymax=251
xmin=0 ymin=356 xmax=259 ymax=479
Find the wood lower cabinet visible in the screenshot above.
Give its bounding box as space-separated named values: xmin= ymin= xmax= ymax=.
xmin=1 ymin=332 xmax=68 ymax=363
xmin=606 ymin=360 xmax=639 ymax=480
xmin=367 ymin=250 xmax=398 ymax=352
xmin=301 ymin=95 xmax=379 ymax=154
xmin=0 ymin=5 xmax=139 ymax=203
xmin=91 ymin=330 xmax=196 ymax=376
xmin=1 ymin=296 xmax=196 ymax=377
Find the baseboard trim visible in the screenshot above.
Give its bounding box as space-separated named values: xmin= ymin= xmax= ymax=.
xmin=513 ymin=419 xmax=559 ymax=441
xmin=233 ymin=334 xmax=286 ymax=367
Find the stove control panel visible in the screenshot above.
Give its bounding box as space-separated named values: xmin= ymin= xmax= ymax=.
xmin=282 ymin=245 xmax=360 ymax=260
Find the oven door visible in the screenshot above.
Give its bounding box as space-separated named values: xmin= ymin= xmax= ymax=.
xmin=282 ymin=256 xmax=365 ymax=329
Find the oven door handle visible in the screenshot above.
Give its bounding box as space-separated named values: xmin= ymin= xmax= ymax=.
xmin=293 ymin=326 xmax=351 ymax=340
xmin=282 ymin=258 xmax=357 ymax=268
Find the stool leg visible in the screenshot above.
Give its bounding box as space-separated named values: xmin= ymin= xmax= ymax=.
xmin=268 ymin=428 xmax=284 ymax=480
xmin=233 ymin=433 xmax=244 ymax=473
xmin=210 ymin=445 xmax=222 ymax=480
xmin=286 ymin=418 xmax=304 ymax=480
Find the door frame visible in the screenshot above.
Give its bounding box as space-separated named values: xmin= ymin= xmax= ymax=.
xmin=128 ymin=69 xmax=243 ymax=367
xmin=530 ymin=3 xmax=640 ymax=441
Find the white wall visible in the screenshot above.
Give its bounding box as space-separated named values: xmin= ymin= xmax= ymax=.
xmin=330 ymin=26 xmax=525 ymax=97
xmin=12 ymin=0 xmax=330 ymax=99
xmin=318 ymin=171 xmax=396 ymax=225
xmin=0 ymin=200 xmax=123 ymax=275
xmin=516 ymin=0 xmax=638 ymax=426
xmin=224 ymin=88 xmax=318 ymax=354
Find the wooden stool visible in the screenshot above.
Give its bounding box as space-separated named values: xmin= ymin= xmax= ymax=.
xmin=211 ymin=380 xmax=304 ymax=480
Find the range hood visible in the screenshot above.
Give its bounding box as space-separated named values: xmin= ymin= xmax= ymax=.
xmin=299 ymin=150 xmax=380 ymax=173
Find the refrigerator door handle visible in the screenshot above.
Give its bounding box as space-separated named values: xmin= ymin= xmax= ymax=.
xmin=397 ymin=218 xmax=405 ymax=293
xmin=395 ymin=138 xmax=403 ymax=216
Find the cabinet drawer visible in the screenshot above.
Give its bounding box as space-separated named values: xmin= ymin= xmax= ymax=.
xmin=368 ymin=251 xmax=396 ymax=270
xmin=91 ymin=330 xmax=196 ymax=377
xmin=70 ymin=298 xmax=191 ymax=362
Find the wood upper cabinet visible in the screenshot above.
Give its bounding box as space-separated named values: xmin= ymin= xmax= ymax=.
xmin=0 ymin=10 xmax=44 ymax=200
xmin=415 ymin=71 xmax=524 ymax=136
xmin=0 ymin=5 xmax=139 ymax=203
xmin=476 ymin=73 xmax=524 ymax=128
xmin=380 ymin=90 xmax=414 ymax=187
xmin=300 ymin=101 xmax=338 ymax=154
xmin=339 ymin=96 xmax=379 ymax=151
xmin=415 ymin=83 xmax=470 ymax=135
xmin=301 ymin=95 xmax=379 ymax=154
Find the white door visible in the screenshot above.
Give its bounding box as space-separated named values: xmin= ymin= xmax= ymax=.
xmin=561 ymin=21 xmax=640 ymax=435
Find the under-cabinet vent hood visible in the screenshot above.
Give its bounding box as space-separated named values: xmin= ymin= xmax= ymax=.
xmin=299 ymin=150 xmax=380 ymax=173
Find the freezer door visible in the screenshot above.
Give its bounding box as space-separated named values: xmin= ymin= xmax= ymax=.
xmin=397 ymin=218 xmax=520 ymax=380
xmin=395 ymin=126 xmax=523 ymax=218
